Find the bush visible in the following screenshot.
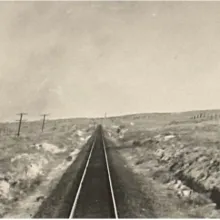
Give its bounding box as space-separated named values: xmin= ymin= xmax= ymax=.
xmin=135 ymin=159 xmax=145 ymax=165
xmin=132 ymin=140 xmax=141 ymax=146
xmin=66 ymin=156 xmax=72 ymax=161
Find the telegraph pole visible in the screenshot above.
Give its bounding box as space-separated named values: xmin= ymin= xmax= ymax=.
xmin=16 ymin=113 xmax=27 ymax=136
xmin=104 ymin=112 xmax=107 ymax=125
xmin=41 ymin=114 xmax=49 ymax=132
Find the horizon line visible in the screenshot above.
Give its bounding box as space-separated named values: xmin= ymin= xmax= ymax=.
xmin=1 ymin=107 xmax=220 ymax=123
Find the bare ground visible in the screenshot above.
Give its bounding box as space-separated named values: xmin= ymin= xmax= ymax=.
xmin=0 ymin=119 xmax=95 ymax=218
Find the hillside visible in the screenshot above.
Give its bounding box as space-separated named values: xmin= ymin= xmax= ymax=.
xmin=103 ymin=109 xmax=220 ymax=217
xmin=0 ymin=118 xmax=95 ymax=217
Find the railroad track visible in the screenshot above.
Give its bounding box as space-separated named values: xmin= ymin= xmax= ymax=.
xmin=68 ymin=125 xmax=119 ymax=218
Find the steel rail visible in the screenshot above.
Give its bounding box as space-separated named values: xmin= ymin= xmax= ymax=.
xmin=69 ymin=127 xmax=118 ymax=218
xmin=68 ymin=136 xmax=97 ymax=218
xmin=101 ymin=131 xmax=119 ymax=218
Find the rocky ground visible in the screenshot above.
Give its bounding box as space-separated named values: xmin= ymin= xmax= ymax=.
xmin=103 ymin=113 xmax=220 ymax=218
xmin=0 ymin=118 xmax=95 ymax=218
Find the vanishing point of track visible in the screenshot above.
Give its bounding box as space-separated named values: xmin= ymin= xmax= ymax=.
xmin=68 ymin=125 xmax=119 ymax=218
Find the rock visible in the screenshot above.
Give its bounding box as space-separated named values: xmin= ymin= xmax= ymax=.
xmin=164 ymin=134 xmax=175 ymax=141
xmin=176 ymin=187 xmax=192 ymax=198
xmin=85 ymin=135 xmax=91 ymax=141
xmin=141 ymin=138 xmax=155 ymax=145
xmin=30 ymin=144 xmax=42 ymax=150
xmin=119 ymin=125 xmax=126 ymax=129
xmin=13 ymin=197 xmax=19 ymax=202
xmin=155 ymin=149 xmax=165 ymax=158
xmin=42 ymin=143 xmax=66 ymax=154
xmin=116 ymin=128 xmax=121 ymax=134
xmin=132 ymin=140 xmax=141 ymax=146
xmin=80 ymin=137 xmax=85 ymax=142
xmin=3 ymin=177 xmax=9 ymax=182
xmin=0 ymin=180 xmax=10 ymax=198
xmin=76 ymin=130 xmax=84 ymax=137
xmin=152 ymin=170 xmax=171 ymax=184
xmin=66 ymin=156 xmax=72 ymax=161
xmin=174 ymin=180 xmax=182 ymax=190
xmin=0 ymin=174 xmax=5 ymax=180
xmin=36 ymin=196 xmax=44 ymax=202
xmin=161 ymin=153 xmax=171 ymax=162
xmin=112 ymin=125 xmax=119 ymax=129
xmin=135 ymin=159 xmax=144 ymax=165
xmin=119 ymin=134 xmax=124 ymax=139
xmin=198 ymin=156 xmax=208 ymax=163
xmin=182 ymin=189 xmax=192 ymax=198
xmin=154 ymin=134 xmax=162 ymax=141
xmin=11 ymin=181 xmax=17 ymax=187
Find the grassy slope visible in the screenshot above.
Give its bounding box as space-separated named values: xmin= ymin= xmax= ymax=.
xmin=103 ymin=109 xmax=220 ymax=217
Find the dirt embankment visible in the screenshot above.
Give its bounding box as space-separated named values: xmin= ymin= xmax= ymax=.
xmin=34 ymin=133 xmax=95 ymax=218
xmin=0 ymin=122 xmax=95 ymax=218
xmin=103 ymin=122 xmax=220 ymax=218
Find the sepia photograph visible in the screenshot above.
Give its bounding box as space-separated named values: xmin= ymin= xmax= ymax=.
xmin=0 ymin=0 xmax=220 ymax=218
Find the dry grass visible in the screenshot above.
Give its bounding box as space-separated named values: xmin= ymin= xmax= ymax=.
xmin=0 ymin=118 xmax=95 ymax=217
xmin=104 ymin=110 xmax=220 ymax=217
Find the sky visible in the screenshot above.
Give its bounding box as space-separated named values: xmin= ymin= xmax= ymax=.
xmin=0 ymin=1 xmax=220 ymax=121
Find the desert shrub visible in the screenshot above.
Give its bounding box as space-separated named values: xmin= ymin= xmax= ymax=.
xmin=132 ymin=140 xmax=141 ymax=146
xmin=135 ymin=159 xmax=145 ymax=165
xmin=152 ymin=170 xmax=172 ymax=184
xmin=36 ymin=195 xmax=44 ymax=202
xmin=66 ymin=156 xmax=72 ymax=161
xmin=16 ymin=174 xmax=43 ymax=194
xmin=119 ymin=125 xmax=126 ymax=129
xmin=169 ymin=120 xmax=179 ymax=125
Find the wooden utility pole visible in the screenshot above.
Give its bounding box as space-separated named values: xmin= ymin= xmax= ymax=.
xmin=41 ymin=114 xmax=49 ymax=132
xmin=105 ymin=112 xmax=107 ymax=124
xmin=16 ymin=113 xmax=27 ymax=136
